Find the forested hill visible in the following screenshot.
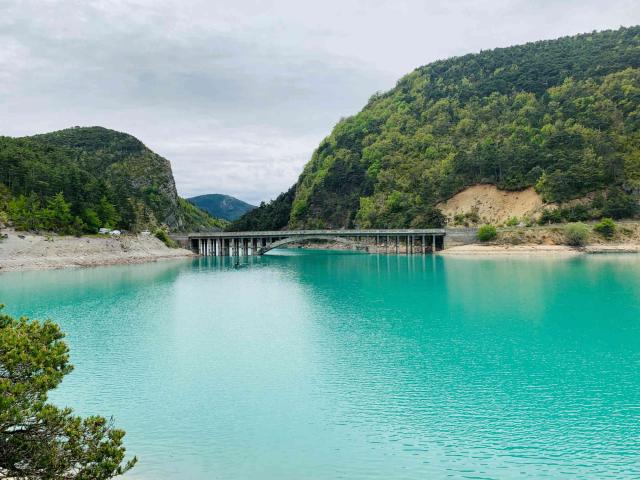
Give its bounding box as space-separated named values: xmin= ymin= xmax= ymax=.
xmin=0 ymin=127 xmax=225 ymax=233
xmin=188 ymin=194 xmax=256 ymax=221
xmin=230 ymin=26 xmax=640 ymax=231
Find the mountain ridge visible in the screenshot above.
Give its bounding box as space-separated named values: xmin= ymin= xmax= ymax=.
xmin=188 ymin=194 xmax=256 ymax=221
xmin=0 ymin=126 xmax=225 ymax=233
xmin=229 ymin=25 xmax=640 ymax=231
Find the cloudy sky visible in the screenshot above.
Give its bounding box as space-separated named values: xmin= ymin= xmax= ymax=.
xmin=2 ymin=1 xmax=639 ymax=204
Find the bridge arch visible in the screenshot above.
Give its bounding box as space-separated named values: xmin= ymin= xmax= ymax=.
xmin=259 ymin=235 xmax=366 ymax=255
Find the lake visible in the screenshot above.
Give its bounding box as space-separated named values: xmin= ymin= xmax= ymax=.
xmin=1 ymin=250 xmax=639 ymax=479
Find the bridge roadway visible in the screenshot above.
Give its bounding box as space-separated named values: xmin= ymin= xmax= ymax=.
xmin=184 ymin=229 xmax=446 ymax=256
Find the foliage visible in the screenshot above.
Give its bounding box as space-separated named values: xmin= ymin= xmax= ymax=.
xmin=0 ymin=305 xmax=136 ymax=479
xmin=5 ymin=191 xmax=108 ymax=235
xmin=0 ymin=127 xmax=222 ymax=234
xmin=600 ymin=188 xmax=638 ymax=219
xmin=537 ymin=187 xmax=639 ymax=225
xmin=154 ymin=228 xmax=177 ymax=248
xmin=228 ymin=185 xmax=296 ymax=231
xmin=564 ymin=222 xmax=590 ymax=246
xmin=243 ymin=27 xmax=640 ymax=229
xmin=505 ymin=216 xmax=519 ymax=227
xmin=593 ymin=217 xmax=617 ymax=238
xmin=188 ymin=194 xmax=256 ymax=221
xmin=477 ymin=224 xmax=497 ymax=242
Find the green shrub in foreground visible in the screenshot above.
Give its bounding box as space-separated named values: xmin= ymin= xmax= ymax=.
xmin=0 ymin=305 xmax=136 ymax=478
xmin=593 ymin=218 xmax=616 ymax=238
xmin=564 ymin=222 xmax=590 ymax=246
xmin=477 ymin=224 xmax=497 ymax=242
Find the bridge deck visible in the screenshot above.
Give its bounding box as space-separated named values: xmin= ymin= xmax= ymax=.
xmin=183 ymin=229 xmax=447 ymax=256
xmin=187 ymin=229 xmax=445 ymax=238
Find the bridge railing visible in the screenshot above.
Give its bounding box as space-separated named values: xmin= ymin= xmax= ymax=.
xmin=186 ymin=229 xmax=446 ymax=238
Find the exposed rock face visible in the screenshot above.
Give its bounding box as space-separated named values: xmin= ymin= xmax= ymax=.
xmin=20 ymin=126 xmax=225 ymax=232
xmin=437 ymin=185 xmax=544 ymax=225
xmin=30 ymin=127 xmax=184 ymax=229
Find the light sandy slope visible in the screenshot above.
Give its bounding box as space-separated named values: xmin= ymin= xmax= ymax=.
xmin=0 ymin=229 xmax=193 ymax=272
xmin=437 ymin=185 xmax=544 ymax=224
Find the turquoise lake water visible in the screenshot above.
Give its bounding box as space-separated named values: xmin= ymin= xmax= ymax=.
xmin=1 ymin=250 xmax=640 ymax=479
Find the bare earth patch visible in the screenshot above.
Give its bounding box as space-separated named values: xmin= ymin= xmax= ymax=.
xmin=0 ymin=229 xmax=193 ymax=272
xmin=437 ymin=185 xmax=544 ymax=225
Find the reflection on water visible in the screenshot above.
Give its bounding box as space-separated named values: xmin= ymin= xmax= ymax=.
xmin=1 ymin=251 xmax=640 ymax=479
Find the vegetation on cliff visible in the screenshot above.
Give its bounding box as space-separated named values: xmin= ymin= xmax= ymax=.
xmin=236 ymin=26 xmax=640 ymax=230
xmin=0 ymin=127 xmax=224 ymax=234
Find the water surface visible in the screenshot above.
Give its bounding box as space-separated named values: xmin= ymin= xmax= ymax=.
xmin=1 ymin=251 xmax=639 ymax=479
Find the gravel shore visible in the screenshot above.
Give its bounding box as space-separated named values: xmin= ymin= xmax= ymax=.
xmin=0 ymin=229 xmax=194 ymax=272
xmin=439 ymin=243 xmax=640 ymax=256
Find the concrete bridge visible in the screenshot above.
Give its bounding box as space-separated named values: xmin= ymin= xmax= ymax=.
xmin=181 ymin=229 xmax=447 ymax=256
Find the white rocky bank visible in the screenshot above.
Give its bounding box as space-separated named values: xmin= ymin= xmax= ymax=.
xmin=0 ymin=229 xmax=193 ymax=272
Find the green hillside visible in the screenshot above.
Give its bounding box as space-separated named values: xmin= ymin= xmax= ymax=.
xmin=232 ymin=26 xmax=640 ymax=230
xmin=227 ymin=185 xmax=296 ymax=231
xmin=188 ymin=194 xmax=256 ymax=221
xmin=0 ymin=127 xmax=225 ymax=234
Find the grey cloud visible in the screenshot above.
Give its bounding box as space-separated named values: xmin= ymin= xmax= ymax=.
xmin=1 ymin=0 xmax=639 ymax=203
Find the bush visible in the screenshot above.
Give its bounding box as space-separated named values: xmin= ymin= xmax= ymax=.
xmin=593 ymin=217 xmax=616 ymax=238
xmin=465 ymin=210 xmax=480 ymax=224
xmin=453 ymin=213 xmax=466 ymax=225
xmin=538 ymin=208 xmax=563 ymax=225
xmin=154 ymin=228 xmax=177 ymax=248
xmin=505 ymin=216 xmax=519 ymax=227
xmin=561 ymin=204 xmax=591 ymax=222
xmin=477 ymin=224 xmax=497 ymax=242
xmin=564 ymin=222 xmax=590 ymax=246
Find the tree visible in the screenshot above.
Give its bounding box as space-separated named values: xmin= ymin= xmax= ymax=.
xmin=42 ymin=192 xmax=73 ymax=232
xmin=0 ymin=306 xmax=136 ymax=479
xmin=8 ymin=193 xmax=43 ymax=231
xmin=97 ymin=196 xmax=120 ymax=229
xmin=82 ymin=208 xmax=101 ymax=233
xmin=602 ymin=188 xmax=638 ymax=219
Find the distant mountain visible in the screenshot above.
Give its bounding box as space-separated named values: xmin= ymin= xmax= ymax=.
xmin=233 ymin=26 xmax=640 ymax=230
xmin=0 ymin=126 xmax=225 ymax=233
xmin=188 ymin=194 xmax=256 ymax=221
xmin=226 ymin=186 xmax=295 ymax=231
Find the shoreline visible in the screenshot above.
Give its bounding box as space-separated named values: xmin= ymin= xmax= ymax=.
xmin=289 ymin=241 xmax=640 ymax=256
xmin=2 ymin=230 xmax=639 ymax=273
xmin=0 ymin=229 xmax=194 ymax=273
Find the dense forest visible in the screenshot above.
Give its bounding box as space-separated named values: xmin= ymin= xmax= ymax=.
xmin=0 ymin=127 xmax=225 ymax=234
xmin=188 ymin=194 xmax=256 ymax=221
xmin=231 ymin=26 xmax=640 ymax=230
xmin=227 ymin=185 xmax=296 ymax=231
